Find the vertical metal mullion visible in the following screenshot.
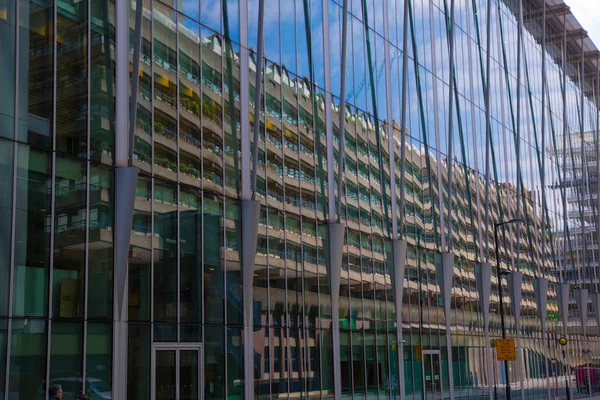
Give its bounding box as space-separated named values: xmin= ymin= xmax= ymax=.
xmin=150 ymin=2 xmax=156 ymax=343
xmin=540 ymin=0 xmax=547 ymax=278
xmin=82 ymin=158 xmax=91 ymax=392
xmin=82 ymin=0 xmax=92 ymax=391
xmin=175 ymin=7 xmax=181 ymax=343
xmin=595 ymin=55 xmax=600 ymax=294
xmin=398 ymin=0 xmax=410 ymax=238
xmin=466 ymin=0 xmax=483 ymax=265
xmin=150 ymin=346 xmax=156 ymax=400
xmin=198 ymin=0 xmax=205 ymax=362
xmin=483 ymin=0 xmax=493 ymax=262
xmin=515 ymin=0 xmax=523 ymax=273
xmin=176 ymin=349 xmax=180 ymax=400
xmin=240 ymin=0 xmax=251 ymax=199
xmin=5 ymin=0 xmax=20 ymax=395
xmin=430 ymin=1 xmax=444 ymax=254
xmin=45 ymin=0 xmax=59 ymax=392
xmin=561 ymin=11 xmax=567 ymax=284
xmin=337 ymin=0 xmax=349 ymax=223
xmin=4 ymin=145 xmax=17 ymax=400
xmin=323 ymin=0 xmax=335 ymax=223
xmin=445 ymin=0 xmax=456 ymax=252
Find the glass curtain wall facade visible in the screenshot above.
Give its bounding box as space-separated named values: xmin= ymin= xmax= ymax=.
xmin=1 ymin=0 xmax=600 ymax=399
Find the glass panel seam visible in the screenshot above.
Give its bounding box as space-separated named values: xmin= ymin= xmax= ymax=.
xmin=82 ymin=159 xmax=91 ymax=392
xmin=176 ymin=6 xmax=181 ymax=343
xmin=151 ymin=1 xmax=156 ymax=337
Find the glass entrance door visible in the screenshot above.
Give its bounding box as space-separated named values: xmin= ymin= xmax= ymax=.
xmin=152 ymin=344 xmax=202 ymax=400
xmin=422 ymin=350 xmax=442 ymax=400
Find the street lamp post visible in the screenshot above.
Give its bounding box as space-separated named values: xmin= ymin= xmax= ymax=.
xmin=559 ymin=337 xmax=571 ymax=400
xmin=494 ymin=219 xmax=522 ymax=400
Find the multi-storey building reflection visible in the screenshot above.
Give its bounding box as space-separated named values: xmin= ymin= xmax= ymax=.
xmin=1 ymin=0 xmax=600 ymax=399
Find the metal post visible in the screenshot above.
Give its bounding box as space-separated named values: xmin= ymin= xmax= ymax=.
xmin=446 ymin=0 xmax=456 ymax=251
xmin=337 ymin=0 xmax=349 ymax=220
xmin=239 ymin=0 xmax=251 ymax=200
xmin=563 ymin=346 xmax=572 ymax=400
xmin=251 ymin=0 xmax=265 ymax=199
xmin=115 ymin=0 xmax=129 ymax=169
xmin=494 ymin=219 xmax=521 ymax=400
xmin=399 ymin=0 xmax=410 ymax=235
xmin=128 ymin=0 xmax=144 ymax=166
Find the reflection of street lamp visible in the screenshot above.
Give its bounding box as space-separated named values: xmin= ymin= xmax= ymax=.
xmin=559 ymin=337 xmax=571 ymax=400
xmin=494 ymin=219 xmax=522 ymax=400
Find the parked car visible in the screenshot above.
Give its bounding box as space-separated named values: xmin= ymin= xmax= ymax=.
xmin=37 ymin=377 xmax=112 ymax=400
xmin=575 ymin=365 xmax=600 ymax=393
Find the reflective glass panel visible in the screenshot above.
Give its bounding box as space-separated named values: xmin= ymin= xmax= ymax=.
xmin=204 ymin=326 xmax=225 ymax=400
xmin=0 ymin=320 xmax=7 ymax=398
xmin=0 ymin=141 xmax=12 ymax=316
xmin=153 ymin=181 xmax=178 ymax=323
xmin=180 ymin=350 xmax=199 ymax=400
xmin=18 ymin=0 xmax=54 ymax=148
xmin=14 ymin=146 xmax=51 ymax=317
xmin=49 ymin=321 xmax=84 ymax=395
xmin=55 ymin=0 xmax=88 ymax=156
xmin=180 ymin=188 xmax=202 ymax=324
xmin=129 ymin=177 xmax=152 ymax=321
xmin=53 ymin=157 xmax=87 ymax=319
xmin=86 ymin=323 xmax=112 ymax=399
xmin=155 ymin=350 xmax=176 ymax=400
xmin=0 ymin=0 xmax=16 ymax=138
xmin=88 ymin=166 xmax=114 ymax=319
xmin=8 ymin=319 xmax=47 ymax=399
xmin=128 ymin=323 xmax=151 ymax=400
xmin=90 ymin=0 xmax=115 ymax=163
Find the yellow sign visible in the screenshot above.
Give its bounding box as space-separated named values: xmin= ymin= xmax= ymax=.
xmin=559 ymin=337 xmax=568 ymax=346
xmin=496 ymin=339 xmax=516 ymax=361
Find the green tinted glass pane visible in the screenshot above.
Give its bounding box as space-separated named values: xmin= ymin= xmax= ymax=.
xmin=153 ymin=1 xmax=177 ymax=183
xmin=204 ymin=326 xmax=224 ymax=400
xmin=226 ymin=327 xmax=243 ymax=399
xmin=155 ymin=350 xmax=176 ymax=400
xmin=225 ymin=199 xmax=242 ymax=325
xmin=56 ymin=0 xmax=88 ymax=156
xmin=14 ymin=146 xmax=51 ymax=317
xmin=0 ymin=141 xmax=13 ymax=316
xmin=153 ymin=324 xmax=177 ymax=342
xmin=53 ymin=157 xmax=86 ymax=319
xmin=0 ymin=320 xmax=7 ymax=398
xmin=129 ymin=178 xmax=152 ymax=321
xmin=180 ymin=325 xmax=202 ymax=342
xmin=86 ymin=323 xmax=112 ymax=398
xmin=9 ymin=319 xmax=47 ymax=398
xmin=204 ymin=196 xmax=224 ymax=324
xmin=88 ymin=166 xmax=114 ymax=319
xmin=180 ymin=189 xmax=202 ymax=324
xmin=180 ymin=350 xmax=199 ymax=400
xmin=153 ymin=182 xmax=177 ymax=323
xmin=0 ymin=0 xmax=16 ymax=138
xmin=178 ymin=17 xmax=201 ymax=189
xmin=18 ymin=0 xmax=53 ymax=148
xmin=90 ymin=0 xmax=115 ymax=164
xmin=50 ymin=322 xmax=83 ymax=395
xmin=127 ymin=324 xmax=150 ymax=400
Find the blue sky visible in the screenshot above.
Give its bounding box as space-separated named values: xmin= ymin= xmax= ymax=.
xmin=566 ymin=0 xmax=600 ymax=48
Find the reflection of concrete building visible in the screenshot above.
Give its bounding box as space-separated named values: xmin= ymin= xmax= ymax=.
xmin=555 ymin=131 xmax=600 ymax=317
xmin=1 ymin=0 xmax=600 ymax=399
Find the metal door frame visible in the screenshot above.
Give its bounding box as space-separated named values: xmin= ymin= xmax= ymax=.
xmin=151 ymin=342 xmax=203 ymax=400
xmin=422 ymin=349 xmax=443 ymax=400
